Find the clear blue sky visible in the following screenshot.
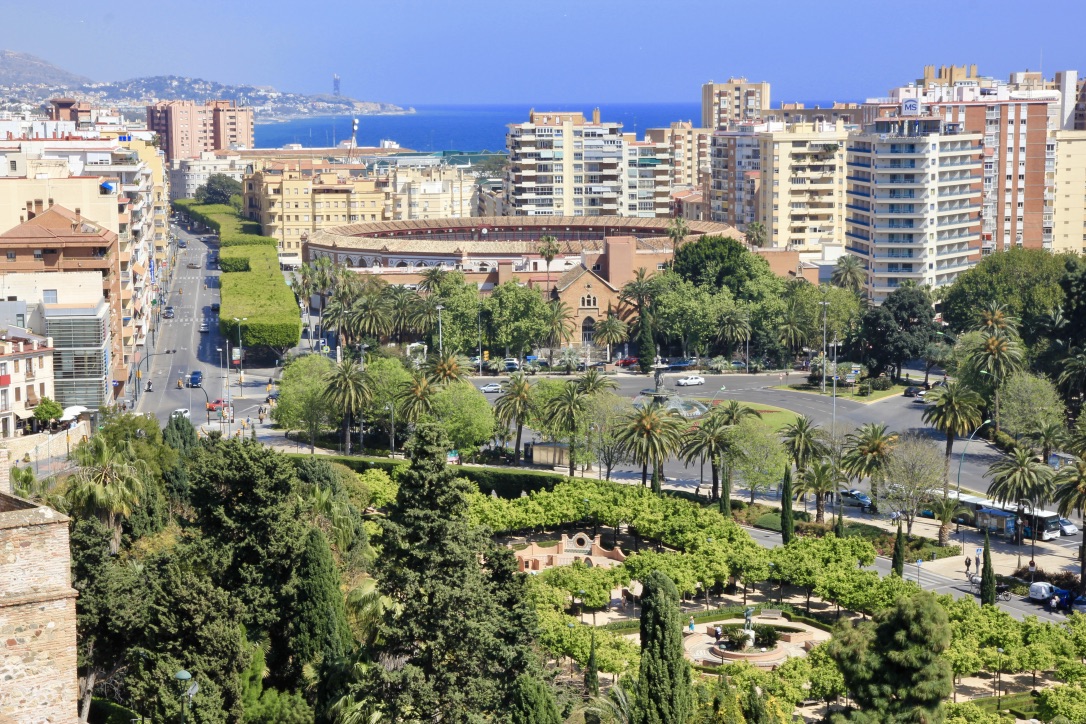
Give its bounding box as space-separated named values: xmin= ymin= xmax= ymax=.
xmin=9 ymin=0 xmax=1085 ymax=105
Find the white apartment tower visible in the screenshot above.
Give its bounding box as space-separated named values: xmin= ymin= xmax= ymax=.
xmin=845 ymin=117 xmax=984 ymax=303
xmin=505 ymin=110 xmax=625 ymax=216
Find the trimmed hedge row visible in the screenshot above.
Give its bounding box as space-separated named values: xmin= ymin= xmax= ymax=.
xmin=174 ymin=200 xmax=301 ymax=351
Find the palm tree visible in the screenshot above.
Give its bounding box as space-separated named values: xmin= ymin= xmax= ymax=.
xmin=425 ymin=352 xmax=468 ymax=385
xmin=922 ymin=381 xmax=984 ymax=491
xmin=842 ymin=423 xmax=898 ymax=503
xmin=717 ymin=307 xmax=752 ymax=359
xmin=928 ymin=495 xmax=968 ymax=547
xmin=576 ymin=369 xmax=616 ymax=396
xmin=616 ymin=402 xmax=684 ymax=492
xmin=345 ymin=577 xmax=400 ymax=650
xmin=537 ymin=235 xmax=561 ymax=297
xmin=384 ymin=285 xmax=419 ymax=345
xmin=974 ymin=301 xmax=1019 ymax=334
xmin=409 ymin=295 xmax=442 ymax=337
xmin=324 ymin=358 xmax=370 ymax=455
xmin=68 ymin=437 xmax=149 ymax=553
xmin=797 ymin=458 xmax=842 ymax=524
xmin=348 ymin=293 xmax=392 ymax=343
xmin=542 ymin=300 xmax=575 ymax=364
xmin=1057 ymin=346 xmax=1086 ymax=402
xmin=714 ymin=401 xmax=760 ymax=504
xmin=987 ymin=448 xmax=1054 ymax=546
xmin=778 ymin=299 xmax=807 ymax=361
xmin=966 ymin=329 xmax=1024 ymax=433
xmin=1026 ymin=421 xmax=1067 ymax=467
xmin=666 ymin=216 xmax=689 ymax=248
xmin=781 ymin=415 xmax=828 ymax=474
xmin=494 ymin=373 xmax=534 ymax=465
xmin=744 ymin=221 xmax=767 ymax=248
xmin=1054 ymin=460 xmax=1086 ymax=595
xmin=397 ymin=372 xmax=435 ymax=424
xmin=545 ymin=382 xmax=590 ymax=477
xmin=417 ymin=266 xmax=447 ymax=295
xmin=321 ymin=295 xmax=353 ymax=349
xmin=620 ymin=268 xmax=656 ymax=329
xmin=312 ymin=256 xmax=335 ymax=346
xmin=594 ymin=314 xmax=628 ymax=362
xmin=830 ymin=255 xmax=866 ymax=295
xmin=679 ymin=414 xmax=730 ymax=504
xmin=587 ymin=682 xmax=635 ymax=724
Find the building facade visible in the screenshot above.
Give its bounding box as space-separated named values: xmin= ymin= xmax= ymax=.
xmin=1049 ymin=130 xmax=1086 ymax=254
xmin=0 ymin=328 xmax=54 ymax=438
xmin=845 ymin=117 xmax=984 ymax=303
xmin=504 ymin=110 xmax=625 ymax=217
xmin=146 ymin=100 xmax=254 ymax=162
xmin=643 ymin=121 xmax=713 ymax=190
xmin=709 ymin=122 xmax=767 ymax=228
xmin=378 ymin=165 xmax=477 ymax=220
xmin=623 ymin=136 xmax=673 ymax=218
xmin=169 ymin=152 xmax=247 ymax=200
xmin=756 ymin=121 xmax=849 ymax=250
xmin=701 ymin=78 xmax=771 ymax=128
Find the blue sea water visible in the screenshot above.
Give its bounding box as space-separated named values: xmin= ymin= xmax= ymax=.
xmin=255 ymin=103 xmax=702 ymax=153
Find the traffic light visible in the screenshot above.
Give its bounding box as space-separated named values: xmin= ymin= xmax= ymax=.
xmin=483 ymin=350 xmax=490 ymax=361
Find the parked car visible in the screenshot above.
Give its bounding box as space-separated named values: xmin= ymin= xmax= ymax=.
xmin=187 ymin=261 xmax=200 ymax=269
xmin=502 ymin=358 xmax=520 ymax=370
xmin=480 ymin=383 xmax=504 ymax=393
xmin=266 ymin=390 xmax=281 ymax=403
xmin=576 ymin=361 xmax=607 ymax=372
xmin=163 ymin=306 xmax=175 ymax=319
xmin=668 ymin=359 xmax=697 ymax=371
xmin=676 ymin=375 xmax=706 ymax=387
xmin=912 ymin=396 xmax=930 ymax=405
xmin=614 ymin=357 xmax=639 ymax=368
xmin=1029 ymin=581 xmax=1064 ymax=602
xmin=199 ymin=321 xmax=209 ymax=333
xmin=188 ymin=370 xmax=203 ymax=388
xmin=171 ymin=408 xmax=190 ymax=419
xmin=838 ymin=489 xmax=873 ymax=509
xmin=731 ymin=360 xmax=746 ymax=369
xmin=504 ymin=361 xmax=519 ymax=373
xmin=177 ymin=240 xmax=187 ymax=249
xmin=210 ymin=302 xmax=220 ymax=313
xmin=206 ymin=399 xmax=227 ymax=411
xmin=903 ymin=386 xmax=923 ymax=397
xmin=1060 ymin=517 xmax=1079 ymax=536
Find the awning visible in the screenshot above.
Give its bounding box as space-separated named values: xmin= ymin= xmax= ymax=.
xmin=100 ymin=182 xmax=116 ymax=192
xmin=132 ymin=263 xmax=146 ymax=276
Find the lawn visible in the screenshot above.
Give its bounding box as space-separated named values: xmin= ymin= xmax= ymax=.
xmin=694 ymin=399 xmax=801 ymax=431
xmin=770 ymin=382 xmax=913 ymax=404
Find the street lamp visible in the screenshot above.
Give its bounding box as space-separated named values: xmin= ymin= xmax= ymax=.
xmin=386 ymin=403 xmax=396 ymax=454
xmin=819 ymin=294 xmax=829 ymax=394
xmin=436 ymin=305 xmax=445 ymax=357
xmin=996 ymin=647 xmax=1004 ymax=710
xmin=956 ymin=420 xmax=993 ymax=495
xmin=233 ymin=317 xmax=247 ymax=398
xmin=133 ymin=350 xmax=175 ymax=405
xmin=175 ymin=669 xmax=192 ymax=724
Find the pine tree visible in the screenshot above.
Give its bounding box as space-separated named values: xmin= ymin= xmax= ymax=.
xmin=981 ymin=529 xmax=997 ymax=606
xmin=780 ymin=466 xmax=794 ymax=544
xmin=292 ymin=528 xmax=353 ymax=666
xmin=635 ymin=571 xmax=692 ymax=724
xmin=744 ymin=681 xmax=770 ymax=724
xmin=509 ymin=674 xmax=562 ymax=724
xmin=638 ymin=315 xmax=655 ymax=374
xmin=585 ymin=630 xmax=600 ymax=696
xmin=891 ymin=526 xmax=905 ymax=577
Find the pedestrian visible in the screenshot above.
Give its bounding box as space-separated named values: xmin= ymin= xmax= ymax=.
xmin=246 ymin=416 xmax=251 ymax=428
xmin=1051 ymin=594 xmax=1059 ymax=613
xmin=714 ymin=625 xmax=722 ymax=641
xmin=694 ymin=484 xmax=701 ymax=500
xmin=975 ymin=554 xmax=981 ymax=571
xmin=964 ymin=556 xmax=971 ymax=575
xmin=689 ymin=616 xmax=695 ymax=633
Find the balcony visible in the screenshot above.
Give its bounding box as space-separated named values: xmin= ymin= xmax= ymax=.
xmin=0 ymin=374 xmax=9 ymax=386
xmin=24 ymin=369 xmax=35 ymax=381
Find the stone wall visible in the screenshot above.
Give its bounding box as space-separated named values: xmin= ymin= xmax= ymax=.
xmin=3 ymin=420 xmax=88 ymax=479
xmin=0 ymin=449 xmax=79 ymax=723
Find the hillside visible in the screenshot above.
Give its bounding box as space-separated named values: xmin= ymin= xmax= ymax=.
xmin=0 ymin=49 xmax=91 ymax=87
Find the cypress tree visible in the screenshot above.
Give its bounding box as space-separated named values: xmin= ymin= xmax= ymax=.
xmin=637 ymin=315 xmax=655 ymax=374
xmin=509 ymin=675 xmax=562 ymax=724
xmin=834 ymin=507 xmax=844 ymax=539
xmin=981 ymin=529 xmax=997 ymax=606
xmin=651 ymin=466 xmax=662 ymax=495
xmin=780 ymin=466 xmax=794 ymax=544
xmin=719 ymin=459 xmax=732 ymax=518
xmin=891 ymin=526 xmax=905 ymax=577
xmin=292 ymin=528 xmax=353 ymax=666
xmin=635 ymin=571 xmax=692 ymax=724
xmin=585 ymin=630 xmax=599 ymax=696
xmin=744 ymin=681 xmax=770 ymax=724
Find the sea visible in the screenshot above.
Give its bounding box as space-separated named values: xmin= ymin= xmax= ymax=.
xmin=254 ymin=103 xmax=703 ymax=153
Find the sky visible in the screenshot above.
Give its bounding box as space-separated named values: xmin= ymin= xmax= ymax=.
xmin=5 ymin=0 xmax=1085 ymax=106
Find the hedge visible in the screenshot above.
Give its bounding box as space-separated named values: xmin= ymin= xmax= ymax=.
xmin=89 ymin=698 xmax=141 ymax=724
xmin=174 ymin=200 xmax=301 ymax=351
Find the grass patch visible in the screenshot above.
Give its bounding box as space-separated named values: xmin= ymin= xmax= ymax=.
xmin=695 ymin=399 xmax=800 ymax=431
xmin=769 ymin=383 xmax=911 ymax=403
xmin=842 ymin=521 xmax=961 ymax=560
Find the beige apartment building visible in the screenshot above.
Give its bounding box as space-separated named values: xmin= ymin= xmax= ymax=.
xmin=147 ymin=100 xmax=254 ymax=162
xmin=756 ymin=121 xmax=849 ymax=250
xmin=505 ymin=110 xmax=625 ymax=217
xmin=0 ymin=328 xmax=55 ymax=438
xmin=644 ymin=121 xmax=713 ymax=190
xmin=623 ymin=135 xmax=673 ymax=218
xmin=169 ymin=152 xmax=248 ymax=200
xmin=701 ymin=78 xmax=771 ymax=128
xmin=709 ymin=122 xmax=767 ymax=228
xmin=378 ymin=165 xmax=476 ymax=220
xmin=1049 ymin=130 xmax=1086 ymax=254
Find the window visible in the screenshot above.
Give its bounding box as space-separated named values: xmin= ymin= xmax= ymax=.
xmin=42 ymin=289 xmax=57 ymax=304
xmin=33 ymin=250 xmax=43 ymax=261
xmin=580 ymin=294 xmax=598 ymax=308
xmin=5 ymin=252 xmax=13 ymax=262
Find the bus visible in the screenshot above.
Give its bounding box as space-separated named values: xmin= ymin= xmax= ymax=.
xmin=939 ymin=492 xmax=1061 ymax=540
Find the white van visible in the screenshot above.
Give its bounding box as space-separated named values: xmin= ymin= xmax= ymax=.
xmin=1029 ymin=581 xmax=1056 ymax=602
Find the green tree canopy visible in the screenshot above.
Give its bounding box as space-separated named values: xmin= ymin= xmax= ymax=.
xmin=671 ymin=235 xmax=783 ymax=303
xmin=273 ymin=353 xmax=337 ymax=452
xmin=429 ymin=381 xmax=496 ymax=459
xmin=33 ymin=395 xmax=63 ymax=423
xmin=485 ymin=280 xmax=548 ymax=356
xmin=195 ymin=173 xmax=243 ymax=205
xmin=635 ymin=570 xmax=692 ymax=724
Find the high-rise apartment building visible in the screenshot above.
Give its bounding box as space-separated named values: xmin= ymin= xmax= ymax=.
xmin=1049 ymin=130 xmax=1086 ymax=254
xmin=622 ymin=136 xmax=673 ymax=218
xmin=379 ymin=165 xmax=477 ymax=220
xmin=505 ymin=110 xmax=625 ymax=217
xmin=757 ymin=121 xmax=849 ymax=250
xmin=147 ymin=100 xmax=254 ymax=162
xmin=701 ymin=78 xmax=771 ymax=128
xmin=709 ymin=122 xmax=768 ymax=228
xmin=845 ymin=117 xmax=984 ymax=303
xmin=643 ymin=121 xmax=713 ymax=190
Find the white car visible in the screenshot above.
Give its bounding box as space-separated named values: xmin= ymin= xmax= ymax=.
xmin=502 ymin=358 xmax=520 ymax=369
xmin=676 ymin=375 xmax=706 ymax=387
xmin=171 ymin=408 xmax=191 ymax=419
xmin=199 ymin=321 xmax=210 ymax=333
xmin=1060 ymin=517 xmax=1079 ymax=536
xmin=480 ymin=383 xmax=504 ymax=393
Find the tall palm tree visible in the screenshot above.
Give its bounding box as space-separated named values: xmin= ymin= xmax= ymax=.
xmin=620 ymin=268 xmax=656 ymax=331
xmin=966 ymin=329 xmax=1024 ymax=433
xmin=68 ymin=437 xmax=149 ymax=553
xmin=778 ymin=299 xmax=807 ymax=361
xmin=744 ymin=221 xmax=767 ymax=248
xmin=384 ymin=285 xmax=419 ymax=345
xmin=842 ymin=423 xmax=898 ymax=503
xmin=324 ymin=358 xmax=370 ymax=455
xmin=397 ymin=372 xmax=435 ymax=424
xmin=796 ymin=458 xmax=842 ymax=524
xmin=409 ymin=295 xmax=442 ymax=337
xmin=666 ymin=216 xmax=689 ymax=248
xmin=781 ymin=416 xmax=828 ymax=474
xmin=348 ymin=293 xmax=392 ymax=343
xmin=425 ymin=352 xmax=468 ymax=385
xmin=321 ymin=295 xmax=353 ymax=349
xmin=576 ymin=369 xmax=616 ymax=396
xmin=494 ymin=373 xmax=534 ymax=465
xmin=987 ymin=448 xmax=1054 ymax=546
xmin=830 ymin=255 xmax=866 ymax=295
xmin=616 ymin=402 xmax=684 ymax=492
xmin=922 ymin=381 xmax=984 ymax=491
xmin=312 ymin=256 xmax=336 ymax=347
xmin=537 ymin=235 xmax=561 ymax=297
xmin=1054 ymin=460 xmax=1086 ymax=595
xmin=679 ymin=413 xmax=730 ymax=505
xmin=545 ymin=382 xmax=590 ymax=477
xmin=594 ymin=314 xmax=628 ymax=362
xmin=1026 ymin=421 xmax=1067 ymax=467
xmin=1057 ymin=346 xmax=1086 ymax=402
xmin=717 ymin=307 xmax=752 ymax=359
xmin=417 ymin=266 xmax=447 ymax=295
xmin=928 ymin=495 xmax=968 ymax=547
xmin=974 ymin=302 xmax=1019 ymax=334
xmin=542 ymin=300 xmax=575 ymax=364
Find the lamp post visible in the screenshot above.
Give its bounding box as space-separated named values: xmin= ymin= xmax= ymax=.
xmin=175 ymin=670 xmax=191 ymax=724
xmin=996 ymin=647 xmax=1004 ymax=709
xmin=956 ymin=420 xmax=993 ymax=495
xmin=234 ymin=317 xmax=247 ymax=398
xmin=831 ymin=333 xmax=838 ymax=438
xmin=436 ymin=304 xmax=444 ymax=357
xmin=819 ymin=295 xmax=829 ymax=394
xmin=133 ymin=350 xmax=174 ymax=405
xmin=387 ymin=403 xmax=396 ymax=455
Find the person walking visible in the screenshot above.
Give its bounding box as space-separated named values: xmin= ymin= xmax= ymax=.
xmin=975 ymin=554 xmax=981 ymax=572
xmin=964 ymin=556 xmax=971 ymax=576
